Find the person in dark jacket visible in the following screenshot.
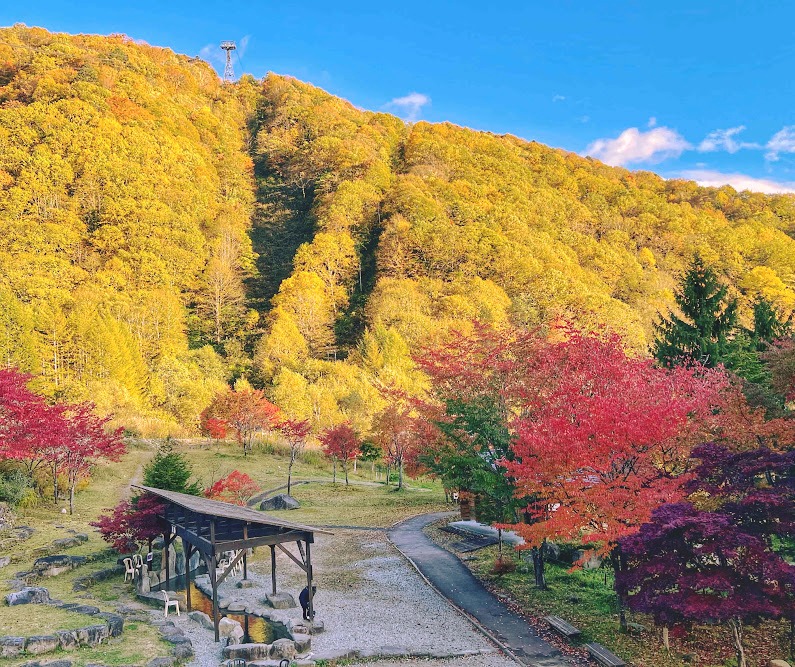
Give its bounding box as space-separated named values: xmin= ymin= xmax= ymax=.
xmin=299 ymin=584 xmax=317 ymax=620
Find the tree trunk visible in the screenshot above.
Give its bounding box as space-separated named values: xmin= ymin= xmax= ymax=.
xmin=662 ymin=626 xmax=670 ymax=651
xmin=332 ymin=459 xmax=337 ymax=484
xmin=729 ymin=619 xmax=747 ymax=667
xmin=611 ymin=548 xmax=627 ymax=632
xmin=498 ymin=528 xmax=503 ymax=559
xmin=532 ymin=542 xmax=547 ymax=589
xmin=344 ymin=460 xmax=349 ymax=486
xmin=398 ymin=459 xmax=403 ymax=490
xmin=385 ymin=463 xmax=391 ymax=486
xmin=287 ymin=457 xmax=294 ymax=495
xmin=52 ymin=462 xmax=58 ymax=505
xmin=69 ymin=482 xmax=75 ymax=515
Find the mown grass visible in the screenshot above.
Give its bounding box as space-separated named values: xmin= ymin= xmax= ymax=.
xmin=0 ymin=604 xmax=95 ymax=635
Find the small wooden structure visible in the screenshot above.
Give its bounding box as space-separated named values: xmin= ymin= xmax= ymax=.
xmin=133 ymin=485 xmax=330 ymax=642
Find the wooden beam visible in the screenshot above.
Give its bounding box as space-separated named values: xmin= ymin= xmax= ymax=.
xmin=182 ymin=539 xmax=192 ymax=613
xmin=306 ymin=539 xmax=314 ymax=621
xmin=210 ymin=520 xmax=219 ymax=643
xmin=276 ymin=542 xmax=308 ymax=573
xmin=243 ymin=525 xmax=248 ymax=580
xmin=215 ymin=530 xmax=313 ymax=552
xmin=270 ymin=545 xmax=276 ymax=595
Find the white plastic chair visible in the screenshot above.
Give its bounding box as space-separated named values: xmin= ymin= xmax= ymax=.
xmin=123 ymin=558 xmax=136 ymax=583
xmin=163 ymin=590 xmax=179 ymax=617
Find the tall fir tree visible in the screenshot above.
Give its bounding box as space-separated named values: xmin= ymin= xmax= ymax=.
xmin=142 ymin=440 xmax=202 ymax=495
xmin=654 ymin=256 xmax=738 ymax=368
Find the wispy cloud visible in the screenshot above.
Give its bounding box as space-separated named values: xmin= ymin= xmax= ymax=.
xmin=647 ymin=117 xmax=657 ymax=128
xmin=765 ymin=126 xmax=795 ymax=162
xmin=552 ymin=94 xmax=566 ymax=102
xmin=585 ymin=126 xmax=691 ymax=166
xmin=385 ymin=92 xmax=431 ymax=122
xmin=678 ymin=169 xmax=795 ymax=194
xmin=698 ymin=126 xmax=758 ymax=154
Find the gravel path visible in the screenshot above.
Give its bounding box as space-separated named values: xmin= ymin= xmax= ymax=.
xmin=185 ymin=529 xmax=517 ymax=663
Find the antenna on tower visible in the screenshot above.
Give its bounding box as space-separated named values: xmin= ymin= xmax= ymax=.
xmin=220 ymin=41 xmax=236 ymax=82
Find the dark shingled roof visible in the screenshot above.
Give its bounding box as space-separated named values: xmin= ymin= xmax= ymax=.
xmin=132 ymin=485 xmax=331 ymax=534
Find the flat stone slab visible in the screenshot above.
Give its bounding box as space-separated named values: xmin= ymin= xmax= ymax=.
xmin=264 ymin=591 xmax=296 ymax=609
xmin=6 ymin=587 xmax=50 ymax=605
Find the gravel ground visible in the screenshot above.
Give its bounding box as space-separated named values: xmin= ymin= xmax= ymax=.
xmin=179 ymin=529 xmax=517 ymax=665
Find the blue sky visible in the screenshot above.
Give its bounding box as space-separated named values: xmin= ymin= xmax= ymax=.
xmin=5 ymin=1 xmax=795 ymax=193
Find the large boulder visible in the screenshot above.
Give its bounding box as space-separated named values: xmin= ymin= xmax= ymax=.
xmin=264 ymin=592 xmax=296 ymax=609
xmin=32 ymin=555 xmax=86 ymax=578
xmin=769 ymin=661 xmax=792 ymax=667
xmin=56 ymin=629 xmax=79 ymax=650
xmin=222 ymin=643 xmax=272 ymax=661
xmin=271 ymin=638 xmax=297 ymax=660
xmin=97 ymin=612 xmax=124 ymax=637
xmin=5 ymin=587 xmax=50 ymax=605
xmin=218 ymin=617 xmax=244 ymax=645
xmin=188 ymin=611 xmax=213 ymax=629
xmin=25 ymin=635 xmax=59 ymax=655
xmin=76 ymin=624 xmax=108 ymax=646
xmin=0 ymin=636 xmax=25 ymax=657
xmin=292 ymin=633 xmax=311 ymax=653
xmin=260 ymin=494 xmax=300 ymax=511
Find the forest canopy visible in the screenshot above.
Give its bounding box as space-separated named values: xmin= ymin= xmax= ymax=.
xmin=2 ymin=25 xmax=795 ymax=434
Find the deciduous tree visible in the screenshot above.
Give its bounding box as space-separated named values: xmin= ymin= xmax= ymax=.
xmin=319 ymin=422 xmax=360 ymax=485
xmin=204 ymin=470 xmax=260 ymax=505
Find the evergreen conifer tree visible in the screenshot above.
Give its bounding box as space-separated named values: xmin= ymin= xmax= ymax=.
xmin=654 ymin=256 xmax=737 ymax=368
xmin=143 ymin=440 xmax=202 ymax=495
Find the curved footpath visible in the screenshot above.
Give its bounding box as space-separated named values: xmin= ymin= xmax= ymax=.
xmin=388 ymin=512 xmax=570 ymax=667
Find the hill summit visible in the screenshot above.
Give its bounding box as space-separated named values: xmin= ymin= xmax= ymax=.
xmin=2 ymin=25 xmax=794 ymax=432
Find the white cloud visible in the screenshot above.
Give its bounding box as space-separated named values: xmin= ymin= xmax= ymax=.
xmin=766 ymin=126 xmax=795 ymax=161
xmin=647 ymin=117 xmax=657 ymax=128
xmin=677 ymin=169 xmax=795 ymax=194
xmin=386 ymin=92 xmax=431 ymax=122
xmin=552 ymin=94 xmax=566 ymax=102
xmin=585 ymin=126 xmax=691 ymax=166
xmin=698 ymin=126 xmax=758 ymax=154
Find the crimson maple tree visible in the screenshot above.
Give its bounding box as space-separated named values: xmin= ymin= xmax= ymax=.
xmin=92 ymin=492 xmax=166 ymax=553
xmin=204 ymin=470 xmax=261 ymax=505
xmin=0 ymin=369 xmax=125 ymax=512
xmin=319 ymin=422 xmax=360 ymax=485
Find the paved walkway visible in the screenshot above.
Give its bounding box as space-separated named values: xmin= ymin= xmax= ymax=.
xmin=388 ymin=512 xmax=570 ymax=667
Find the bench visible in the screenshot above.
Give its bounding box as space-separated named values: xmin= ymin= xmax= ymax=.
xmin=544 ymin=615 xmax=581 ymax=639
xmin=587 ymin=642 xmax=625 ymax=667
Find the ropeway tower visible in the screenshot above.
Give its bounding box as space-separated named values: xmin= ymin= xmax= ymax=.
xmin=221 ymin=41 xmax=236 ymax=82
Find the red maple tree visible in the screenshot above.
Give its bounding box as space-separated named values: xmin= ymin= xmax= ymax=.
xmin=0 ymin=369 xmax=126 ymax=512
xmin=92 ymin=493 xmax=166 ymax=553
xmin=319 ymin=422 xmax=360 ymax=485
xmin=505 ymin=331 xmax=726 ymax=554
xmin=204 ymin=470 xmax=261 ymax=505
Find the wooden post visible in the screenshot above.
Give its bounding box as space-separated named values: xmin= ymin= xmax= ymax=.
xmin=163 ymin=532 xmax=170 ymax=588
xmin=182 ymin=539 xmax=192 ymax=612
xmin=210 ymin=520 xmax=219 ymax=642
xmin=306 ymin=540 xmax=314 ymax=621
xmin=243 ymin=524 xmax=248 ymax=580
xmin=270 ymin=544 xmax=277 ymax=594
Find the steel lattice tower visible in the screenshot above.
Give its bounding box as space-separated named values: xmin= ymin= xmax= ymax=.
xmin=220 ymin=41 xmax=236 ymax=82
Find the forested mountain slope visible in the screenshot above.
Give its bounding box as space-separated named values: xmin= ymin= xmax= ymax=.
xmin=2 ymin=26 xmax=795 ymax=433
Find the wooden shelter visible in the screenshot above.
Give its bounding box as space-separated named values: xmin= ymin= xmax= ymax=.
xmin=133 ymin=485 xmax=330 ymax=641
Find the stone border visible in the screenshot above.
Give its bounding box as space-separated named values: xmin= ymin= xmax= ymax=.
xmin=0 ymin=597 xmax=123 ymax=659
